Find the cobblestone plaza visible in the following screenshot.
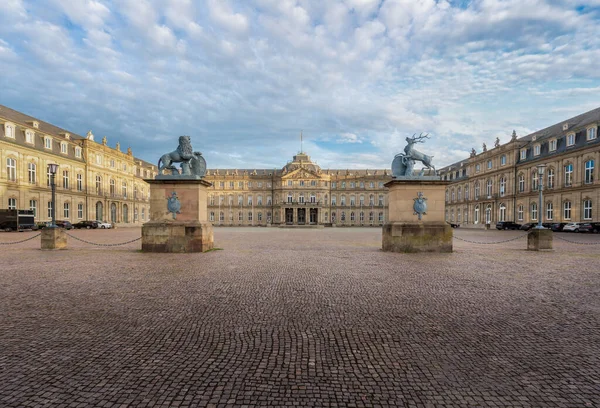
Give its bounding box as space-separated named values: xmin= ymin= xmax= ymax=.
xmin=1 ymin=228 xmax=599 ymax=407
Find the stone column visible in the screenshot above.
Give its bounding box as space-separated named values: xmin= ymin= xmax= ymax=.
xmin=382 ymin=179 xmax=452 ymax=253
xmin=142 ymin=179 xmax=214 ymax=253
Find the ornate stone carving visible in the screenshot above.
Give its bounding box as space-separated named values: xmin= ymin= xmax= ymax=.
xmin=413 ymin=192 xmax=427 ymax=220
xmin=470 ymin=148 xmax=476 ymax=157
xmin=167 ymin=191 xmax=181 ymax=219
xmin=494 ymin=137 xmax=500 ymax=148
xmin=482 ymin=143 xmax=487 ymax=152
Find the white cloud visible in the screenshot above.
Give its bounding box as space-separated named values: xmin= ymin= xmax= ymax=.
xmin=207 ymin=0 xmax=249 ymax=34
xmin=337 ymin=132 xmax=363 ymax=143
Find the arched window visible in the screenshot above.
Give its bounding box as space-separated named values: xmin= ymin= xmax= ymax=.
xmin=378 ymin=212 xmax=384 ymax=223
xmin=499 ymin=203 xmax=506 ymax=222
xmin=474 ymin=205 xmax=480 ymax=224
xmin=122 ymin=181 xmax=127 ymax=198
xmin=110 ymin=179 xmax=115 ymax=196
xmin=474 ymin=182 xmax=480 ymax=199
xmin=499 ymin=177 xmax=506 ymax=196
xmin=350 ymin=195 xmax=355 ymax=206
xmin=359 ymin=195 xmax=364 ymax=206
xmin=96 ymin=175 xmax=102 ymax=194
xmin=238 ymin=211 xmax=243 ymax=221
xmin=457 ymin=209 xmax=461 ymax=223
xmin=210 ymin=211 xmax=215 ymax=222
xmin=531 ymin=170 xmax=538 ymax=191
xmin=258 ymin=212 xmax=262 ymax=221
xmin=123 ymin=204 xmax=128 ymax=223
xmin=95 ymin=201 xmax=103 ymax=221
xmin=485 ymin=204 xmax=492 ymax=224
xmin=248 ymin=211 xmax=253 ymax=221
xmin=359 ymin=211 xmax=364 ymax=223
xmin=464 ymin=184 xmax=469 ymax=200
xmin=369 ymin=211 xmax=374 ymax=222
xmin=310 ymin=193 xmax=316 ymax=203
xmin=287 ymin=193 xmax=293 ymax=203
xmin=331 ymin=212 xmax=336 ymax=222
xmin=341 ymin=211 xmax=346 ymax=222
xmin=457 ymin=187 xmax=462 ymax=201
xmin=341 ymin=195 xmax=346 ymax=206
xmin=220 ymin=211 xmax=225 ymax=222
xmin=564 ymin=163 xmax=573 ymax=187
xmin=451 ymin=189 xmax=455 ymax=202
xmin=369 ymin=194 xmax=374 ymax=206
xmin=350 ymin=212 xmax=355 ymax=222
xmin=486 ymin=179 xmax=493 ymax=197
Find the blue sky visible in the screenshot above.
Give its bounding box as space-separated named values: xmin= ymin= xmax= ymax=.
xmin=1 ymin=0 xmax=600 ymax=169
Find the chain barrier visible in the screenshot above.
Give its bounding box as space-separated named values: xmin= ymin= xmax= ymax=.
xmin=553 ymin=234 xmax=600 ymax=246
xmin=453 ymin=233 xmax=529 ymax=245
xmin=0 ymin=233 xmax=42 ymax=245
xmin=65 ymin=232 xmax=142 ymax=247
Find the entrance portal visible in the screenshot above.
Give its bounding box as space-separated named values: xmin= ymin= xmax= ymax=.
xmin=285 ymin=208 xmax=293 ymax=224
xmin=309 ymin=208 xmax=318 ymax=224
xmin=297 ymin=208 xmax=306 ymax=225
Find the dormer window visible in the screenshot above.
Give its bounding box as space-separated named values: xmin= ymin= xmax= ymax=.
xmin=520 ymin=149 xmax=527 ymax=160
xmin=549 ymin=139 xmax=557 ymax=152
xmin=563 ymin=123 xmax=569 ymax=131
xmin=44 ymin=136 xmax=52 ymax=149
xmin=534 ymin=144 xmax=541 ymax=156
xmin=60 ymin=142 xmax=68 ymax=154
xmin=567 ymin=133 xmax=575 ymax=146
xmin=587 ymin=127 xmax=597 ymax=141
xmin=4 ymin=123 xmax=15 ymax=138
xmin=29 ymin=121 xmax=39 ymax=129
xmin=25 ymin=130 xmax=34 ymax=144
xmin=62 ymin=132 xmax=70 ymax=140
xmin=75 ymin=147 xmax=82 ymax=158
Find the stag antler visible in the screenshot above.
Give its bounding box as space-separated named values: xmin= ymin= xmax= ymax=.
xmin=408 ymin=132 xmax=430 ymax=143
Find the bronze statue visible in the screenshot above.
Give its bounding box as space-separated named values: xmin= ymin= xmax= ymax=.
xmin=392 ymin=133 xmax=436 ymax=177
xmin=157 ymin=136 xmax=206 ymax=178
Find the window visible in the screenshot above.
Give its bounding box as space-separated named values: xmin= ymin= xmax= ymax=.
xmin=6 ymin=158 xmax=16 ymax=181
xmin=62 ymin=170 xmax=69 ymax=189
xmin=587 ymin=127 xmax=597 ymax=141
xmin=451 ymin=189 xmax=455 ymax=202
xmin=110 ymin=159 xmax=115 ymax=168
xmin=248 ymin=212 xmax=253 ymax=222
xmin=74 ymin=147 xmax=81 ymax=158
xmin=532 ymin=170 xmax=538 ymax=191
xmin=464 ymin=185 xmax=469 ymax=200
xmin=518 ymin=174 xmax=525 ymax=192
xmin=123 ymin=163 xmax=127 ymax=172
xmin=500 ymin=155 xmax=506 ymax=166
xmin=378 ymin=182 xmax=384 ymax=188
xmin=486 ymin=179 xmax=493 ymax=197
xmin=531 ymin=202 xmax=538 ymax=221
xmin=499 ymin=177 xmax=506 ymax=197
xmin=520 ymin=149 xmax=526 ymax=160
xmin=238 ymin=195 xmax=243 ymax=206
xmin=298 ymin=193 xmax=305 ymax=203
xmin=266 ymin=196 xmax=272 ymax=205
xmin=78 ymin=203 xmax=84 ymax=219
xmin=134 ymin=208 xmax=138 ymax=221
xmin=5 ymin=123 xmax=15 ymax=138
xmin=238 ymin=181 xmax=244 ymax=188
xmin=350 ymin=195 xmax=355 ymax=206
xmin=369 ymin=195 xmax=374 ymax=206
xmin=549 ymin=139 xmax=557 ymax=152
xmin=248 ymin=195 xmax=253 ymax=206
xmin=47 ymin=201 xmax=52 ymax=218
xmin=350 ymin=212 xmax=355 ymax=222
xmin=546 ymin=202 xmax=553 ymax=221
xmin=30 ymin=200 xmax=37 ymax=217
xmin=110 ymin=179 xmax=115 ymax=195
xmin=564 ymin=164 xmax=573 ymax=187
xmin=287 ymin=180 xmax=293 ymax=187
xmin=247 ymin=182 xmax=252 ymax=188
xmin=474 ymin=182 xmax=480 ymax=199
xmin=567 ymin=133 xmax=575 ymax=146
xmin=563 ymin=201 xmax=571 ymax=220
xmin=369 ymin=211 xmax=374 ymax=222
xmin=287 ymin=193 xmax=293 ymax=203
xmin=332 ymin=182 xmax=337 ymax=189
xmin=341 ymin=182 xmax=346 ymax=189
xmin=238 ymin=211 xmax=243 ymax=222
xmin=474 ymin=205 xmax=480 ymax=224
xmin=142 ymin=208 xmax=146 ymax=221
xmin=63 ymin=202 xmax=70 ymax=218
xmin=350 ymin=182 xmax=355 ymax=188
xmin=475 ymin=164 xmax=481 ymax=172
xmin=61 ymin=143 xmax=68 ymax=154
xmin=378 ymin=212 xmax=384 ymax=222
xmin=310 ymin=194 xmax=316 ymax=203
xmin=230 ymin=181 xmax=234 ymax=188
xmin=585 ymin=160 xmax=594 ymax=184
xmin=257 ymin=195 xmax=263 ymax=205
xmin=583 ymin=199 xmax=592 ymax=220
xmin=220 ymin=181 xmax=225 ymax=188
xmin=378 ymin=195 xmax=384 ymax=206
xmin=76 ymin=174 xmax=83 ymax=191
xmin=219 ymin=211 xmax=224 ymax=222
xmin=547 ymin=168 xmax=554 ymax=189
xmin=96 ymin=154 xmax=102 ymax=165
xmin=331 ymin=195 xmax=337 ymax=206
xmin=533 ymin=144 xmax=540 ymax=156
xmin=122 ymin=181 xmax=127 ymax=198
xmin=258 ymin=182 xmax=263 ymax=188
xmin=25 ymin=130 xmax=34 ymax=144
xmin=209 ymin=211 xmax=215 ymax=222
xmin=518 ymin=204 xmax=524 ymax=221
xmin=134 ymin=186 xmax=138 ymax=200
xmin=309 ymin=180 xmax=315 ymax=186
xmin=341 ymin=211 xmax=346 ymax=222
xmin=487 ymin=160 xmax=492 ymax=169
xmin=96 ymin=175 xmax=102 ymax=194
xmin=360 ymin=182 xmax=364 ymax=189
xmin=457 ymin=187 xmax=462 ymax=201
xmin=341 ymin=195 xmax=346 ymax=206
xmin=360 ymin=212 xmax=365 ymax=222
xmin=28 ymin=163 xmax=36 ymax=184
xmin=258 ymin=212 xmax=262 ymax=222
xmin=369 ymin=182 xmax=374 ymax=188
xmin=44 ymin=137 xmax=52 ymax=149
xmin=499 ymin=204 xmax=506 ymax=222
xmin=8 ymin=197 xmax=17 ymax=210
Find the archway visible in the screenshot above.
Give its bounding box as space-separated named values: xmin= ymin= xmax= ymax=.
xmin=95 ymin=201 xmax=103 ymax=221
xmin=110 ymin=203 xmax=117 ymax=223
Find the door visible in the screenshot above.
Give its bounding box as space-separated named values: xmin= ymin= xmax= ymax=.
xmin=309 ymin=208 xmax=318 ymax=224
xmin=297 ymin=208 xmax=306 ymax=225
xmin=285 ymin=208 xmax=293 ymax=224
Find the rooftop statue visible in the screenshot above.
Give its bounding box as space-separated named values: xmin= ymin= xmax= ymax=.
xmin=392 ymin=133 xmax=438 ymax=179
xmin=157 ymin=135 xmax=206 ymax=179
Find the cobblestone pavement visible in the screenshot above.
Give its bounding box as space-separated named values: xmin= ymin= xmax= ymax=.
xmin=1 ymin=228 xmax=599 ymax=407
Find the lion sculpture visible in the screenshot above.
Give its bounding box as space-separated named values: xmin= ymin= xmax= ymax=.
xmin=157 ymin=135 xmax=206 ymax=177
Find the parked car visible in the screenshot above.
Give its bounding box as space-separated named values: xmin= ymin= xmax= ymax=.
xmin=97 ymin=221 xmax=112 ymax=229
xmin=563 ymin=222 xmax=581 ymax=232
xmin=73 ymin=220 xmax=99 ymax=229
xmin=496 ymin=221 xmax=521 ymax=230
xmin=519 ymin=223 xmax=535 ymax=231
xmin=55 ymin=220 xmax=73 ymax=230
xmin=447 ymin=222 xmax=460 ymax=228
xmin=592 ymin=223 xmax=600 ymax=233
xmin=550 ymin=223 xmax=568 ymax=232
xmin=577 ymin=223 xmax=594 ymax=233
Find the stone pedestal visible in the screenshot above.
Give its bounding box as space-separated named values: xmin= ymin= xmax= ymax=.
xmin=382 ymin=179 xmax=452 ymax=253
xmin=41 ymin=227 xmax=67 ymax=250
xmin=527 ymin=228 xmax=553 ymax=251
xmin=142 ymin=179 xmax=214 ymax=253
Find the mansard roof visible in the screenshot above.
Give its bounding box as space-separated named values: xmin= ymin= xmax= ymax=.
xmin=518 ymin=106 xmax=600 ymax=143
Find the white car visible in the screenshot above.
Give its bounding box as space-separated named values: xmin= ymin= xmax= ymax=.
xmin=562 ymin=222 xmax=580 ymax=232
xmin=97 ymin=221 xmax=112 ymax=229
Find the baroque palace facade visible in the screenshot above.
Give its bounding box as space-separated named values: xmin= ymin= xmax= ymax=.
xmin=440 ymin=107 xmax=600 ymax=226
xmin=0 ymin=104 xmax=392 ymax=227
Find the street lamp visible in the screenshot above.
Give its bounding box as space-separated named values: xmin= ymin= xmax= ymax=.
xmin=534 ymin=163 xmax=546 ymax=229
xmin=48 ymin=163 xmax=59 ymax=228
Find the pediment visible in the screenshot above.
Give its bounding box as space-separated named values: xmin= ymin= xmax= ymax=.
xmin=282 ymin=167 xmax=321 ymax=179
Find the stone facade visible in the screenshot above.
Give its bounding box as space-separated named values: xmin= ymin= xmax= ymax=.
xmin=440 ymin=107 xmax=600 ymax=226
xmin=0 ymin=105 xmax=157 ymax=226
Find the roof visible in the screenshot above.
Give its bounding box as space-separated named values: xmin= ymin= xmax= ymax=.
xmin=518 ymin=106 xmax=600 ymax=143
xmin=0 ymin=104 xmax=85 ymax=140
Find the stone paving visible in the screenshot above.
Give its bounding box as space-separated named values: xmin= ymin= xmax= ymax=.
xmin=0 ymin=227 xmax=599 ymax=407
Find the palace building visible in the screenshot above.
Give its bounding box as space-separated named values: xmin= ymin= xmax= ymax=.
xmin=440 ymin=107 xmax=600 ymax=226
xmin=3 ymin=103 xmax=599 ymax=228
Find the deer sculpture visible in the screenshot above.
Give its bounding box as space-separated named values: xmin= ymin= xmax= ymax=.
xmin=392 ymin=133 xmax=436 ymax=177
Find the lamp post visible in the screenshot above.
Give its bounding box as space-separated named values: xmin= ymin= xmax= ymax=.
xmin=48 ymin=163 xmax=59 ymax=228
xmin=534 ymin=163 xmax=546 ymax=229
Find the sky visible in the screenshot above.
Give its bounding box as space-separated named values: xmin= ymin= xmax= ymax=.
xmin=1 ymin=0 xmax=600 ymax=170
